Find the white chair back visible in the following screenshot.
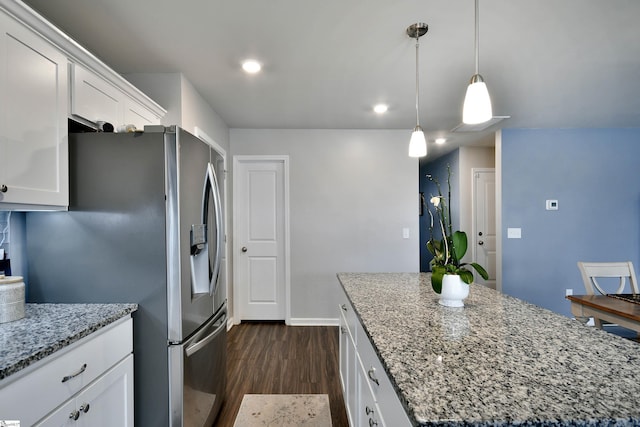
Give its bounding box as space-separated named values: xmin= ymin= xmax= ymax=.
xmin=577 ymin=261 xmax=639 ymax=295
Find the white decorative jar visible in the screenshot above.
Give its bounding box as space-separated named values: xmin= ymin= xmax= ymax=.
xmin=0 ymin=275 xmax=25 ymax=323
xmin=438 ymin=274 xmax=469 ymax=308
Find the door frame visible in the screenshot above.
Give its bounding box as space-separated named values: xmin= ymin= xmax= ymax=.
xmin=232 ymin=155 xmax=291 ymax=325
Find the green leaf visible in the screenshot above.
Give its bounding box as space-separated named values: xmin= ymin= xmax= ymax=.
xmin=469 ymin=262 xmax=489 ymax=280
xmin=452 ymin=231 xmax=467 ymax=261
xmin=431 ymin=267 xmax=445 ymax=294
xmin=426 ymin=240 xmax=435 ymax=256
xmin=458 ymin=269 xmax=474 ymax=284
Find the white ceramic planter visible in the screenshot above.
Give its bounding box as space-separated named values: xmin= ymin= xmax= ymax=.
xmin=438 ymin=274 xmax=469 ymax=307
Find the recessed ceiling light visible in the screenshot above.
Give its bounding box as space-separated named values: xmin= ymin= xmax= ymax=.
xmin=373 ymin=104 xmax=388 ymax=114
xmin=435 ymin=138 xmax=447 ymax=144
xmin=242 ymin=60 xmax=261 ymax=74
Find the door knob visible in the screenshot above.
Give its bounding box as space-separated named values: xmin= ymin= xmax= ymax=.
xmin=478 ymin=241 xmax=484 ymax=246
xmin=241 ymin=247 xmax=248 ymax=252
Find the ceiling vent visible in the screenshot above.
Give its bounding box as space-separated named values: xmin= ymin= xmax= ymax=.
xmin=451 ymin=116 xmax=510 ymax=132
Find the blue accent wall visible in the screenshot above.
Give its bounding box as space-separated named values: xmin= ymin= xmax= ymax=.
xmin=501 ymin=128 xmax=640 ymax=316
xmin=419 ymin=150 xmax=460 ymax=272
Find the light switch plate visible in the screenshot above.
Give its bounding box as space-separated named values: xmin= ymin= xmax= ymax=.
xmin=402 ymin=228 xmax=410 ymax=239
xmin=546 ymin=199 xmax=559 ymax=210
xmin=507 ymin=228 xmax=522 ymax=239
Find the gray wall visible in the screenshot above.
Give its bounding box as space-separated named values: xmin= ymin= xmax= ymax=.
xmin=230 ymin=129 xmax=419 ymax=322
xmin=125 ymin=72 xmax=230 ymax=153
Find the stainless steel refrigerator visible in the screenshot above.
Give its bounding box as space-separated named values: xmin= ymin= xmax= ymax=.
xmin=25 ymin=125 xmax=226 ymax=426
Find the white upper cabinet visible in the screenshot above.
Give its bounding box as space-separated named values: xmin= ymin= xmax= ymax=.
xmin=70 ymin=62 xmax=163 ymax=130
xmin=0 ymin=0 xmax=166 ymax=209
xmin=70 ymin=63 xmax=121 ymax=127
xmin=0 ymin=9 xmax=68 ymax=208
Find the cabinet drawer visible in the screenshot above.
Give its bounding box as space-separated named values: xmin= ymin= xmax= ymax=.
xmin=338 ymin=290 xmax=358 ymax=343
xmin=0 ymin=317 xmax=132 ymax=426
xmin=356 ymin=320 xmax=412 ymax=426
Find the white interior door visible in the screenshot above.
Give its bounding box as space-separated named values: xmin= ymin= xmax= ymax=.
xmin=473 ymin=169 xmax=497 ymax=289
xmin=234 ymin=156 xmax=289 ymax=322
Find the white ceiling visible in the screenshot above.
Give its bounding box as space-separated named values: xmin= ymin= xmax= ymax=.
xmin=22 ymin=0 xmax=640 ymax=157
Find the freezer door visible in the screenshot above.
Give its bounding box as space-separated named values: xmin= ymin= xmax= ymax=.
xmin=168 ymin=307 xmax=227 ymax=427
xmin=166 ymin=127 xmax=217 ymax=342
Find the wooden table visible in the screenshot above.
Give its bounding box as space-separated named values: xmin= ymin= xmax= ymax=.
xmin=567 ymin=294 xmax=640 ymax=333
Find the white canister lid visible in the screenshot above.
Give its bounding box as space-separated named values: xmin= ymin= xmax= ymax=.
xmin=0 ymin=275 xmax=24 ymax=285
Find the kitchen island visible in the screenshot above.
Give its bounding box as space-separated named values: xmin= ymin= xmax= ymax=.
xmin=338 ymin=273 xmax=640 ymax=426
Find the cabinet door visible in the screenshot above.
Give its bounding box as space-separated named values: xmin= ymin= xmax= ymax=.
xmin=0 ymin=11 xmax=68 ymax=207
xmin=339 ymin=311 xmax=355 ymax=426
xmin=78 ymin=355 xmax=134 ymax=427
xmin=123 ymin=96 xmax=161 ymax=129
xmin=70 ymin=63 xmax=120 ymax=126
xmin=357 ymin=360 xmax=385 ymax=427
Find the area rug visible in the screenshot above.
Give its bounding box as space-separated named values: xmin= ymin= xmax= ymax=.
xmin=233 ymin=394 xmax=331 ymax=427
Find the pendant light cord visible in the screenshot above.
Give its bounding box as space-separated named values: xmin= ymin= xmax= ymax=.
xmin=415 ymin=35 xmax=420 ymax=127
xmin=474 ymin=0 xmax=480 ymax=75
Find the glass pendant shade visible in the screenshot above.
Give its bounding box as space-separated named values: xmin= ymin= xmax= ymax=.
xmin=462 ymin=74 xmax=492 ymax=124
xmin=409 ymin=126 xmax=427 ymax=157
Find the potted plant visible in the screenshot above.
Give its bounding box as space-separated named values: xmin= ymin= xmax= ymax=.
xmin=425 ymin=165 xmax=488 ymax=306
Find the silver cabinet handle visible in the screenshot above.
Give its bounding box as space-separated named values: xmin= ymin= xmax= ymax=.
xmin=341 ymin=304 xmax=347 ymax=311
xmin=478 ymin=240 xmax=484 ymax=245
xmin=340 ymin=326 xmax=347 ymax=334
xmin=80 ymin=403 xmax=90 ymax=413
xmin=365 ymin=406 xmax=374 ymax=415
xmin=369 ymin=419 xmax=378 ymax=426
xmin=61 ymin=363 xmax=87 ymax=383
xmin=367 ymin=367 xmax=379 ymax=385
xmin=0 ymin=184 xmax=7 ymax=193
xmin=241 ymin=246 xmax=248 ymax=252
xmin=69 ymin=410 xmax=80 ymax=420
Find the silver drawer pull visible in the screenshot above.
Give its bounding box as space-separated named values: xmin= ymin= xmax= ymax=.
xmin=0 ymin=184 xmax=7 ymax=193
xmin=365 ymin=406 xmax=374 ymax=415
xmin=80 ymin=403 xmax=90 ymax=413
xmin=340 ymin=326 xmax=347 ymax=334
xmin=341 ymin=304 xmax=347 ymax=311
xmin=61 ymin=363 xmax=87 ymax=383
xmin=367 ymin=367 xmax=379 ymax=386
xmin=69 ymin=410 xmax=80 ymax=420
xmin=369 ymin=418 xmax=378 ymax=426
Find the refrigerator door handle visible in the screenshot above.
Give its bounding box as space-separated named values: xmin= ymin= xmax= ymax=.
xmin=185 ymin=312 xmax=226 ymax=357
xmin=204 ymin=162 xmax=223 ymax=296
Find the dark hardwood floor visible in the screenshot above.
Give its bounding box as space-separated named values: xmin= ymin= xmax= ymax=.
xmin=214 ymin=322 xmax=349 ymax=427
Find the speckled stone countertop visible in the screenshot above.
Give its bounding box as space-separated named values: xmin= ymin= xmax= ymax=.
xmin=0 ymin=303 xmax=137 ymax=380
xmin=338 ymin=273 xmax=640 ymax=427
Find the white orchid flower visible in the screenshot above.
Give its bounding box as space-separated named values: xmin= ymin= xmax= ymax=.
xmin=430 ymin=196 xmax=440 ymax=207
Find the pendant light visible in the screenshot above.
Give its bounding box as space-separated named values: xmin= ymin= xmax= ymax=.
xmin=407 ymin=23 xmax=428 ymax=158
xmin=462 ymin=0 xmax=492 ymax=124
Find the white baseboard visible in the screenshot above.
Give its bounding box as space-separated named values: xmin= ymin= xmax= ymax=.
xmin=227 ymin=316 xmax=340 ymax=327
xmin=288 ymin=317 xmax=339 ymax=326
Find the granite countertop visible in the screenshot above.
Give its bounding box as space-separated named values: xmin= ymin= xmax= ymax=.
xmin=338 ymin=272 xmax=640 ymax=427
xmin=0 ymin=303 xmax=137 ymax=380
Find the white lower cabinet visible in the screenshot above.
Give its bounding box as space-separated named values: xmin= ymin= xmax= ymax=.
xmin=338 ymin=292 xmax=412 ymax=427
xmin=0 ymin=318 xmax=133 ymax=426
xmin=34 ymin=355 xmax=134 ymax=427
